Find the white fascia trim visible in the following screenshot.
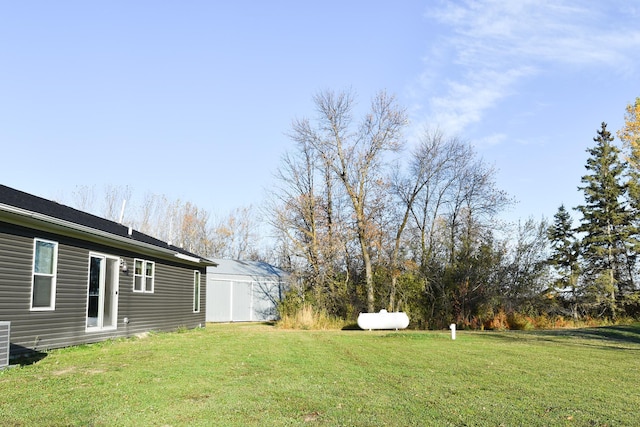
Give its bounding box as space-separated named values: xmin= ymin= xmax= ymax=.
xmin=175 ymin=253 xmax=201 ymax=263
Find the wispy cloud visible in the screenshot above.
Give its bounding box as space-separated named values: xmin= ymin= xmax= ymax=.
xmin=429 ymin=67 xmax=534 ymax=133
xmin=415 ymin=0 xmax=640 ymax=138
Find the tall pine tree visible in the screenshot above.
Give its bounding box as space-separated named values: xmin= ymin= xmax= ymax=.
xmin=547 ymin=204 xmax=580 ymax=318
xmin=576 ymin=122 xmax=633 ymax=318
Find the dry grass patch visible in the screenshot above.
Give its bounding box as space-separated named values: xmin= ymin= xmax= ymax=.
xmin=277 ymin=303 xmax=348 ymax=330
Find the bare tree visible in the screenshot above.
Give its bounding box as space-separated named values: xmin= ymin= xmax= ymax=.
xmin=136 ymin=192 xmax=170 ymax=237
xmin=266 ymin=130 xmax=350 ymax=314
xmin=70 ymin=184 xmax=132 ymax=223
xmin=101 ymin=185 xmax=132 ymax=222
xmin=300 ymin=89 xmax=408 ymax=312
xmin=209 ymin=206 xmax=259 ymax=259
xmin=71 ymin=185 xmax=97 ymax=214
xmin=174 ymin=201 xmax=211 ymax=255
xmin=388 ymin=129 xmax=462 ymax=311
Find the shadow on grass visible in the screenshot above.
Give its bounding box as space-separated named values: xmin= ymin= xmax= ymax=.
xmin=9 ymin=344 xmax=48 ymax=366
xmin=341 ymin=323 xmax=361 ymax=330
xmin=260 ymin=321 xmax=277 ymax=327
xmin=490 ymin=324 xmax=640 ymax=350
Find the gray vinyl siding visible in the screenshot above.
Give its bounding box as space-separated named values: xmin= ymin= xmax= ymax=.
xmin=0 ymin=322 xmax=9 ymax=368
xmin=123 ymin=263 xmax=204 ymax=331
xmin=0 ymin=222 xmax=206 ymax=358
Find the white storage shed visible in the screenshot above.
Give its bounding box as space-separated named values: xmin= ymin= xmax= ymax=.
xmin=206 ymin=259 xmax=289 ymax=322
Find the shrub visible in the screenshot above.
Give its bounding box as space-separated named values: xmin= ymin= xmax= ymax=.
xmin=551 ymin=316 xmax=573 ymax=328
xmin=484 ymin=309 xmax=508 ymax=330
xmin=462 ymin=316 xmax=483 ymax=330
xmin=531 ymin=314 xmax=552 ymax=329
xmin=507 ymin=312 xmax=534 ymax=330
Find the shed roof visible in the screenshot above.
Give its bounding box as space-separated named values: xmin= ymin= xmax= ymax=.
xmin=0 ymin=184 xmax=215 ymax=266
xmin=208 ymin=259 xmax=288 ymax=279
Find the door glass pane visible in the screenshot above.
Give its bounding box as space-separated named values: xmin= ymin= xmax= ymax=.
xmin=103 ymin=258 xmax=116 ymax=327
xmin=87 ymin=257 xmax=101 ymax=328
xmin=193 ymin=271 xmax=200 ymax=312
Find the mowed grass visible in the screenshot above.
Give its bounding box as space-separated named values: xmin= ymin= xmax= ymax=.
xmin=1 ymin=323 xmax=639 ymax=426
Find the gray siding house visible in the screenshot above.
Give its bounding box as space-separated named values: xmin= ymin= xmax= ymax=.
xmin=206 ymin=259 xmax=289 ymax=322
xmin=0 ymin=185 xmax=215 ymax=358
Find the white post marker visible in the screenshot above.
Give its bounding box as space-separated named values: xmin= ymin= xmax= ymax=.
xmin=450 ymin=323 xmax=456 ymax=340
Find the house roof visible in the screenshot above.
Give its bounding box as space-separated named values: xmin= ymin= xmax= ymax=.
xmin=208 ymin=259 xmax=288 ymax=279
xmin=0 ymin=184 xmax=215 ymax=267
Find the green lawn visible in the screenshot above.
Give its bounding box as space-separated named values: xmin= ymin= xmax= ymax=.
xmin=1 ymin=323 xmax=639 ymax=426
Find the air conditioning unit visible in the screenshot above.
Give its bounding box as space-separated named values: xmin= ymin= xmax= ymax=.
xmin=0 ymin=322 xmax=9 ymax=369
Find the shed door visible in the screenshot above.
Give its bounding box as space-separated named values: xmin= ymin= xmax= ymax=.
xmin=87 ymin=254 xmax=119 ymax=331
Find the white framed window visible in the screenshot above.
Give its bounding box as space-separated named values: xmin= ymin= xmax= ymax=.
xmin=133 ymin=259 xmax=154 ymax=293
xmin=31 ymin=238 xmax=58 ymax=310
xmin=193 ymin=270 xmax=201 ymax=313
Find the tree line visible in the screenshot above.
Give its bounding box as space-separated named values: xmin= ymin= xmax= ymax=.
xmin=269 ymin=91 xmax=640 ymax=328
xmin=64 ymin=185 xmax=263 ymax=260
xmin=549 ymin=98 xmax=640 ymax=321
xmin=65 ymin=92 xmax=640 ymax=328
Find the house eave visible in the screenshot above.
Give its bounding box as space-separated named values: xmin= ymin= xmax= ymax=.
xmin=0 ymin=203 xmax=216 ymax=267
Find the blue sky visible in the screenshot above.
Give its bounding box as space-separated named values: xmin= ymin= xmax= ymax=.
xmin=2 ymin=1 xmax=639 ymax=226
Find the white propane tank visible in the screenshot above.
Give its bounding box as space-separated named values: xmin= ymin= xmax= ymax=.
xmin=357 ymin=309 xmax=410 ymax=330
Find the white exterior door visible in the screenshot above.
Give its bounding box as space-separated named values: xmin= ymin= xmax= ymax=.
xmin=87 ymin=254 xmax=119 ymax=331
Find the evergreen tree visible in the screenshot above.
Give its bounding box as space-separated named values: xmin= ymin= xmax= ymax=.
xmin=576 ymin=122 xmax=633 ymax=317
xmin=547 ymin=204 xmax=580 ymax=318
